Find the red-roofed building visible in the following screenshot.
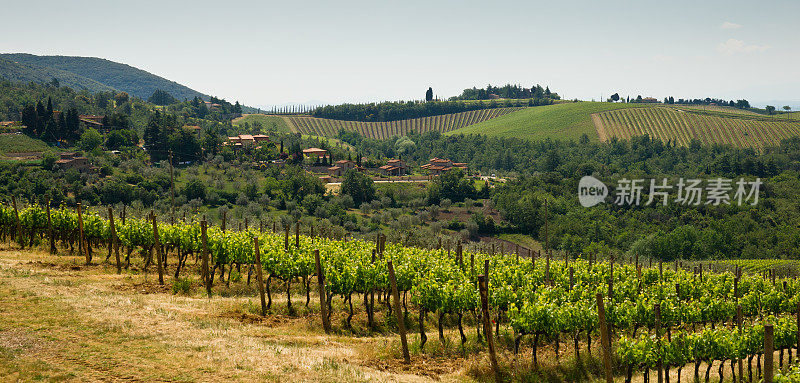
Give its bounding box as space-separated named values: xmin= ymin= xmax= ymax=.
xmin=79 ymin=115 xmax=106 ymax=130
xmin=302 ymin=147 xmax=328 ymax=158
xmin=55 ymin=153 xmax=93 ymax=173
xmin=328 ymin=159 xmax=358 ymax=177
xmin=378 ymin=158 xmax=407 ymax=176
xmin=421 ymin=158 xmax=466 ymax=175
xmin=183 ymin=125 xmax=202 ymax=136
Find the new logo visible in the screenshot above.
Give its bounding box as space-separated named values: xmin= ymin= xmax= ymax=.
xmin=578 ymin=176 xmax=608 ymax=207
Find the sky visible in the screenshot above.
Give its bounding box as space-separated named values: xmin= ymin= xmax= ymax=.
xmin=1 ymin=0 xmax=798 ymax=108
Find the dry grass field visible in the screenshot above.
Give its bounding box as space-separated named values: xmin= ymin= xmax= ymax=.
xmin=0 ymin=244 xmax=456 ymax=382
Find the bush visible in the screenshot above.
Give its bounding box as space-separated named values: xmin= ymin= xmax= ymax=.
xmin=172 ymin=278 xmax=193 ymax=295
xmin=79 ymin=128 xmax=103 ymax=152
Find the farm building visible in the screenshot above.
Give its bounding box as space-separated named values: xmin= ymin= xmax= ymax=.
xmin=302 ymin=147 xmax=328 ymax=158
xmin=55 ymin=153 xmax=94 ymax=173
xmin=421 ymin=158 xmax=467 ymax=175
xmin=225 ymin=134 xmax=270 ymax=151
xmin=378 ymin=159 xmax=407 ymax=176
xmin=183 ymin=125 xmax=202 ymax=136
xmin=328 ymin=159 xmax=358 ymax=177
xmin=79 ymin=115 xmax=106 ymax=130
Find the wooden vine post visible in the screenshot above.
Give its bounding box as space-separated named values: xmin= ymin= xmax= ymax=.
xmin=11 ymin=196 xmax=21 ymax=247
xmin=77 ymin=203 xmax=87 ymax=263
xmin=737 ymin=305 xmax=743 ymax=383
xmin=478 ymin=259 xmax=499 ymax=380
xmin=764 ymin=322 xmax=774 ymax=383
xmin=470 ymin=252 xmax=475 ymax=279
xmin=315 ymin=249 xmax=331 ymax=333
xmin=284 ymin=225 xmax=289 ymax=250
xmin=108 ymin=207 xmax=120 ymax=274
xmin=569 ymin=266 xmax=574 ymax=290
xmin=655 ymin=303 xmax=663 ymax=383
xmin=456 ymin=242 xmax=463 ymax=269
xmin=152 ymin=213 xmax=164 ymax=285
xmin=46 ymin=198 xmax=55 ymax=254
xmin=797 ymin=303 xmax=800 ymax=365
xmin=201 ymin=220 xmax=211 ymax=297
xmin=295 ymin=221 xmax=300 ymax=248
xmin=253 ymin=237 xmax=267 ymax=316
xmin=596 ymin=293 xmax=613 ymax=383
xmin=387 ymin=260 xmax=410 ymax=364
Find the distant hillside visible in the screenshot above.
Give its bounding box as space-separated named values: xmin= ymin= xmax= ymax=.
xmin=595 ymin=106 xmax=800 ymax=151
xmin=0 ymin=58 xmax=115 ymax=93
xmin=446 ymin=101 xmax=800 ymax=151
xmin=0 ymin=53 xmax=208 ymax=101
xmin=447 ymin=102 xmax=646 ymax=141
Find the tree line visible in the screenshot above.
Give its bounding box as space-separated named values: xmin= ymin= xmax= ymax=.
xmin=311 ymin=99 xmax=549 ymax=122
xmin=451 ymin=84 xmax=560 ymax=101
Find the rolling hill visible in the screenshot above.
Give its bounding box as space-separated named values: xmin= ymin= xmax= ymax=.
xmin=0 ymin=58 xmax=116 ymax=93
xmin=595 ymin=106 xmax=800 ymax=151
xmin=232 ymin=114 xmax=291 ymax=133
xmin=446 ymin=102 xmax=647 ymax=141
xmin=443 ymin=101 xmax=800 ymax=150
xmin=0 ymin=53 xmax=208 ymax=101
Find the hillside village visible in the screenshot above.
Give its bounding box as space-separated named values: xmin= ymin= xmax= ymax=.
xmin=223 ymin=134 xmax=467 ymax=182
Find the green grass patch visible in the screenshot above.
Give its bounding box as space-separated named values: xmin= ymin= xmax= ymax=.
xmin=447 ymin=101 xmax=648 ymax=141
xmin=301 ymin=134 xmax=355 ymax=152
xmin=497 ymin=234 xmax=543 ymax=252
xmin=232 ymin=114 xmax=290 ymax=133
xmin=0 ymin=134 xmax=50 ymax=154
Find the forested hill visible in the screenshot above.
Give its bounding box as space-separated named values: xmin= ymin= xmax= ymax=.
xmin=0 ymin=57 xmax=116 ymax=93
xmin=0 ymin=53 xmax=208 ymax=101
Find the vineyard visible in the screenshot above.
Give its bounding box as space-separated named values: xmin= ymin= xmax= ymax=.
xmin=3 ymin=202 xmax=800 ymax=382
xmin=594 ymin=107 xmax=800 ymax=151
xmin=280 ymin=108 xmax=522 ymax=139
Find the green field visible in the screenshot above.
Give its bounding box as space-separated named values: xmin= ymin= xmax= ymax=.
xmin=232 ymin=114 xmax=291 ymax=133
xmin=0 ymin=134 xmax=50 ymax=155
xmin=446 ymin=101 xmax=646 ymax=141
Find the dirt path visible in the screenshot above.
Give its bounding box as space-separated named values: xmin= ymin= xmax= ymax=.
xmin=0 ymin=246 xmax=453 ymax=382
xmin=591 ymin=113 xmax=608 ymax=142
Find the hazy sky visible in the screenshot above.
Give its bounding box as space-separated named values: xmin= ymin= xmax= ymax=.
xmin=2 ymin=0 xmax=798 ymax=107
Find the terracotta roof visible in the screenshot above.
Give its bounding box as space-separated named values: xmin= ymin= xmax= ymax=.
xmin=183 ymin=125 xmax=201 ymax=130
xmin=328 ymin=166 xmax=342 ymax=171
xmin=335 ymin=160 xmax=352 ymax=164
xmin=79 ymin=118 xmax=104 ymax=126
